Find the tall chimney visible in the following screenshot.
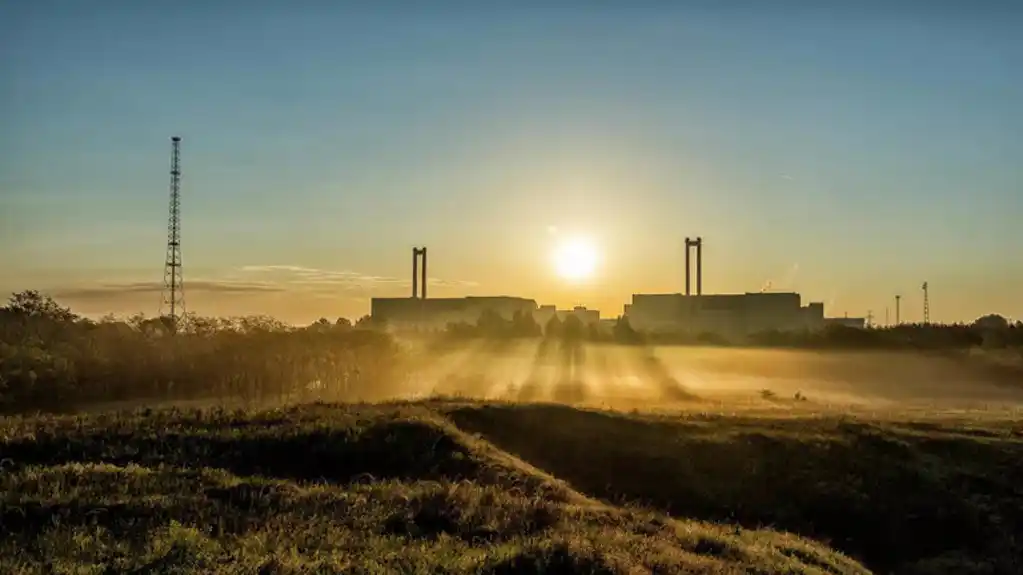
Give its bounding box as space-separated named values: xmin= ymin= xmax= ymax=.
xmin=421 ymin=247 xmax=428 ymax=300
xmin=412 ymin=248 xmax=419 ymax=298
xmin=684 ymin=237 xmax=691 ymax=296
xmin=696 ymin=236 xmax=703 ymax=296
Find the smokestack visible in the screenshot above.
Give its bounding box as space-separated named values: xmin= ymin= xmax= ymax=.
xmin=685 ymin=237 xmax=691 ymax=296
xmin=421 ymin=247 xmax=428 ymax=300
xmin=411 ymin=247 xmax=429 ymax=298
xmin=412 ymin=248 xmax=419 ymax=298
xmin=696 ymin=236 xmax=703 ymax=296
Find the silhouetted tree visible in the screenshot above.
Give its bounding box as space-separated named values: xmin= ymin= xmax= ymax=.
xmin=975 ymin=314 xmax=1010 ymax=331
xmin=511 ymin=310 xmax=542 ymax=338
xmin=355 ymin=314 xmax=378 ymax=329
xmin=477 ymin=309 xmax=509 ymax=338
xmin=562 ymin=315 xmax=585 ymax=341
xmin=612 ymin=316 xmax=642 ymax=344
xmin=3 ymin=290 xmax=77 ymax=323
xmin=544 ymin=315 xmax=563 ymax=338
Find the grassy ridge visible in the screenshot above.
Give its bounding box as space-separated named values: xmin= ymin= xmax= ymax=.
xmin=447 ymin=404 xmax=1023 ymax=574
xmin=1 ymin=403 xmax=870 ymax=574
xmin=3 ymin=401 xmax=1022 ymax=573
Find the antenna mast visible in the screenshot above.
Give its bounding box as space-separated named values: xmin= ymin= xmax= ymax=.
xmin=922 ymin=282 xmax=930 ymax=324
xmin=161 ymin=136 xmax=185 ymax=332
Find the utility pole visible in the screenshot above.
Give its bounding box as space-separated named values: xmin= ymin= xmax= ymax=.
xmin=922 ymin=282 xmax=930 ymax=324
xmin=895 ymin=294 xmax=901 ymax=326
xmin=161 ymin=136 xmax=185 ymax=333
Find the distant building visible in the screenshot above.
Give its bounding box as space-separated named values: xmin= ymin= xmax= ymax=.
xmin=370 ymin=296 xmax=602 ymax=332
xmin=625 ymin=292 xmax=827 ymax=337
xmin=371 ymin=296 xmax=538 ymax=331
xmin=534 ymin=305 xmax=600 ymax=327
xmin=823 ymin=317 xmax=866 ymax=329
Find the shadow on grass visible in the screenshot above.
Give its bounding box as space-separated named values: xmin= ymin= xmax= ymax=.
xmin=446 ymin=403 xmax=1023 ymax=574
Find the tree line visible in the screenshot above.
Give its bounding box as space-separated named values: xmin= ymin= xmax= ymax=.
xmin=0 ymin=290 xmax=401 ymax=414
xmin=428 ymin=306 xmax=1023 ymax=350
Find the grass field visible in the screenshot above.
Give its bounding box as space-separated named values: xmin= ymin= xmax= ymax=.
xmin=3 ymin=397 xmax=1022 ymax=574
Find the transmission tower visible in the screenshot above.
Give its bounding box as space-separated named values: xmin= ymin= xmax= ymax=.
xmin=922 ymin=282 xmax=930 ymax=324
xmin=161 ymin=136 xmax=185 ymax=332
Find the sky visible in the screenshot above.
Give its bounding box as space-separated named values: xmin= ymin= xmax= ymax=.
xmin=2 ymin=1 xmax=1021 ymax=324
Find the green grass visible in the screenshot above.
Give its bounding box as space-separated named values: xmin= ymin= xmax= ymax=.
xmin=2 ymin=401 xmax=1021 ymax=574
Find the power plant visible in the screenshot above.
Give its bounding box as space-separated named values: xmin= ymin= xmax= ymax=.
xmin=370 ymin=246 xmax=601 ymax=330
xmin=370 ymin=238 xmax=863 ymax=336
xmin=624 ymin=236 xmax=839 ymax=337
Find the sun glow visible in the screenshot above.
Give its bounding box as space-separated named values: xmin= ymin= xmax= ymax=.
xmin=552 ymin=237 xmax=600 ymax=281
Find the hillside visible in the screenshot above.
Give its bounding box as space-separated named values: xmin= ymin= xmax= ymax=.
xmin=2 ymin=401 xmax=1021 ymax=574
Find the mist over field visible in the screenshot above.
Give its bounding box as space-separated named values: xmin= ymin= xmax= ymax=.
xmin=376 ymin=339 xmax=1023 ymax=411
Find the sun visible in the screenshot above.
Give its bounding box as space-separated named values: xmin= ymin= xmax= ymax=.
xmin=552 ymin=237 xmax=599 ymax=281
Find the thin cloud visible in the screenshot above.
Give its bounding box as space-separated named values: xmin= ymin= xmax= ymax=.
xmin=238 ymin=265 xmax=479 ymax=291
xmin=780 ymin=174 xmax=795 ymax=181
xmin=44 ymin=265 xmax=479 ymax=304
xmin=51 ymin=280 xmax=285 ymax=301
xmin=428 ymin=278 xmax=480 ymax=288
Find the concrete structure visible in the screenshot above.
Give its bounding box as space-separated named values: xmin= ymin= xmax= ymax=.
xmin=620 ymin=236 xmax=858 ymax=338
xmin=534 ymin=305 xmax=600 ymax=327
xmin=625 ymin=292 xmax=827 ymax=337
xmin=370 ymin=297 xmax=604 ymax=332
xmin=824 ymin=317 xmax=866 ymax=329
xmin=371 ymin=296 xmax=538 ymax=330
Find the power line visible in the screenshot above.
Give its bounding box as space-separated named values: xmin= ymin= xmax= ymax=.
xmin=922 ymin=281 xmax=930 ymax=324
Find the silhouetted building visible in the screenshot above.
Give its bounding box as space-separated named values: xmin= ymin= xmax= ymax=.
xmin=370 ymin=296 xmax=538 ymax=330
xmin=370 ymin=296 xmax=605 ymax=332
xmin=625 ymin=292 xmax=827 ymax=337
xmin=824 ymin=317 xmax=866 ymax=329
xmin=534 ymin=305 xmax=600 ymax=326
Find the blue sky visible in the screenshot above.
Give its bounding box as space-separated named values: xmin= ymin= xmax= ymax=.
xmin=2 ymin=1 xmax=1021 ymax=323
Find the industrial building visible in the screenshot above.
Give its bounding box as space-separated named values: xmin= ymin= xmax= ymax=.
xmin=824 ymin=316 xmax=867 ymax=329
xmin=534 ymin=305 xmax=600 ymax=327
xmin=369 ymin=247 xmax=594 ymax=330
xmin=371 ymin=298 xmax=603 ymax=331
xmin=622 ymin=237 xmax=839 ymax=337
xmin=371 ymin=295 xmax=540 ymax=330
xmin=370 ymin=241 xmax=852 ymax=337
xmin=625 ymin=291 xmax=825 ymax=337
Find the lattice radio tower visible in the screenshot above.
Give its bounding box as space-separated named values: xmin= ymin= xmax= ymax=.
xmin=922 ymin=281 xmax=930 ymax=324
xmin=160 ymin=136 xmax=185 ymax=332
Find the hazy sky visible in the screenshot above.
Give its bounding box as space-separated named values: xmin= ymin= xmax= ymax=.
xmin=2 ymin=2 xmax=1021 ymax=324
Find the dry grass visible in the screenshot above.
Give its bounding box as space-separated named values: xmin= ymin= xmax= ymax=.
xmin=1 ymin=403 xmax=869 ymax=575
xmin=2 ymin=400 xmax=1021 ymax=573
